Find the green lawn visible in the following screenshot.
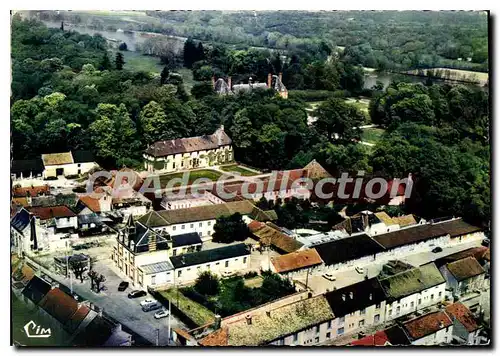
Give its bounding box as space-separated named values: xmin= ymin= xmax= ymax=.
xmin=158 ymin=169 xmax=223 ymax=187
xmin=176 ymin=68 xmax=197 ymax=93
xmin=243 ymin=276 xmax=264 ymax=288
xmin=220 ymin=164 xmax=260 ymax=176
xmin=361 ymin=127 xmax=386 ymax=144
xmin=116 ymin=50 xmax=164 ymax=74
xmin=159 ymin=289 xmax=215 ymax=327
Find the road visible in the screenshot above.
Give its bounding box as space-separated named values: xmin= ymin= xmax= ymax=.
xmin=29 ymin=256 xmax=185 ymax=346
xmin=294 ymin=239 xmax=482 ymax=295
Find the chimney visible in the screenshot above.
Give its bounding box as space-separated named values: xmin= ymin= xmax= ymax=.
xmin=349 ymin=292 xmax=354 ymax=299
xmin=245 ymin=314 xmax=252 ymax=325
xmin=267 ymin=73 xmax=272 ymax=88
xmin=214 ymin=314 xmax=222 ymax=329
xmin=279 ymin=72 xmax=283 ymax=83
xmin=228 ymin=76 xmax=232 ymax=90
xmin=342 ymin=294 xmax=346 ymax=301
xmin=211 ymin=76 xmax=215 ymax=89
xmin=439 ymin=321 xmax=445 ymax=328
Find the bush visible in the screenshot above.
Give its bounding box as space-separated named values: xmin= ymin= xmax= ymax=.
xmin=288 ymin=89 xmax=347 ymax=102
xmin=243 ymin=271 xmax=258 ymax=279
xmin=194 ymin=271 xmax=220 ymax=296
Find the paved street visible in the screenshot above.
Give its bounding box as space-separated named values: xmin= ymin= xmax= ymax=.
xmin=30 ymin=255 xmax=185 ymax=346
xmin=294 ymin=239 xmax=483 ymax=295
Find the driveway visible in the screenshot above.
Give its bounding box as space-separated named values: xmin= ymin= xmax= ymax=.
xmin=35 ymin=257 xmax=185 ymax=346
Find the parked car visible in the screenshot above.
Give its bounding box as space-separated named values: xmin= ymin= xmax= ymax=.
xmin=322 ymin=273 xmax=336 ymax=281
xmin=432 ymin=247 xmax=443 ymax=253
xmin=222 ymin=271 xmax=236 ymax=278
xmin=118 ymin=281 xmax=129 ymax=291
xmin=142 ymin=300 xmax=162 ymax=312
xmin=128 ymin=290 xmax=147 ymax=299
xmin=154 ymin=309 xmax=169 ymax=319
xmin=355 ymin=267 xmax=364 ymax=274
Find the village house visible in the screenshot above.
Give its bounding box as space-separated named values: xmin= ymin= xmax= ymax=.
xmin=161 ymin=191 xmax=225 ymax=210
xmin=41 ymin=151 xmax=97 ymax=179
xmin=11 ymin=158 xmax=45 ymax=184
xmin=248 ymin=221 xmax=303 ymax=256
xmin=438 ymin=256 xmax=486 ymax=298
xmin=11 ymin=208 xmax=47 ymax=255
xmin=445 ymin=302 xmax=484 ymax=345
xmin=378 ymin=263 xmax=446 ymax=322
xmin=143 ymin=125 xmax=233 ymax=173
xmin=269 ymin=249 xmax=323 ymax=277
xmin=349 ymin=325 xmax=411 ymax=346
xmin=401 ymin=310 xmax=454 ymax=346
xmin=137 ymin=200 xmax=276 ymax=240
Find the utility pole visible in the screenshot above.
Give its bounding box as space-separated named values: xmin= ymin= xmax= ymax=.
xmin=305 ymin=268 xmax=310 ymax=289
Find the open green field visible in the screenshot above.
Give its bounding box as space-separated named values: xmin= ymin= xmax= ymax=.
xmin=159 ymin=289 xmax=215 ymax=327
xmin=361 ymin=127 xmax=386 ymax=144
xmin=176 ymin=68 xmax=197 ymax=93
xmin=220 ymin=164 xmax=260 ymax=176
xmin=114 ymin=50 xmax=164 ymax=74
xmin=158 ymin=169 xmax=223 ymax=187
xmin=243 ymin=276 xmax=264 ymax=288
xmin=407 ymin=67 xmax=488 ymax=85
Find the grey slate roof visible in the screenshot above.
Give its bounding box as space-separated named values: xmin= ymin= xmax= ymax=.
xmin=11 ymin=208 xmax=31 ymax=233
xmin=171 ymin=232 xmax=202 ymax=248
xmin=170 ymin=243 xmax=250 ymax=269
xmin=139 ymin=261 xmax=174 ymax=275
xmin=21 ymin=275 xmax=52 ymax=304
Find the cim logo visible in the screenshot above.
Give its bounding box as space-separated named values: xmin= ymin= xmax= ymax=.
xmin=23 ymin=320 xmax=51 ymax=338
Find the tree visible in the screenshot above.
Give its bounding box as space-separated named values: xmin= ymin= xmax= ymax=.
xmin=115 ymin=52 xmax=125 ymax=70
xmin=313 ymin=98 xmax=365 ymax=143
xmin=183 ymin=37 xmax=197 ymax=68
xmin=160 ymin=66 xmax=170 ymax=85
xmin=60 ymin=21 xmax=64 ymax=31
xmin=212 ymin=213 xmax=250 ymax=243
xmin=99 ymin=51 xmax=112 ymax=71
xmin=118 ymin=42 xmax=128 ymax=51
xmin=68 ymin=256 xmax=90 ymax=283
xmin=139 ymin=101 xmax=168 ymax=144
xmin=88 ymin=270 xmax=106 ymax=293
xmin=194 ymin=271 xmax=220 ymax=296
xmin=191 ymin=82 xmax=214 ymax=99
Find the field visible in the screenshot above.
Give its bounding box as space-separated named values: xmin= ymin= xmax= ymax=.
xmin=243 ymin=276 xmax=264 ymax=288
xmin=220 ymin=164 xmax=260 ymax=176
xmin=406 ymin=68 xmax=488 ymax=85
xmin=158 ymin=169 xmax=223 ymax=187
xmin=176 ymin=68 xmax=198 ymax=93
xmin=361 ymin=127 xmax=386 ymax=144
xmin=115 ymin=50 xmax=164 ymax=74
xmin=159 ymin=289 xmax=215 ymax=327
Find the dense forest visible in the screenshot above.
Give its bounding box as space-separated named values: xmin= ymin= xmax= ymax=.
xmin=30 ymin=10 xmax=489 ymax=72
xmin=10 ymin=15 xmax=490 ymax=227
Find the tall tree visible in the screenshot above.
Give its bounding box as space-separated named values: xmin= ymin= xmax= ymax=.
xmin=212 ymin=213 xmax=250 ymax=243
xmin=99 ymin=51 xmax=112 ymax=71
xmin=183 ymin=37 xmax=197 ymax=68
xmin=115 ymin=52 xmax=125 ymax=70
xmin=160 ymin=66 xmax=170 ymax=85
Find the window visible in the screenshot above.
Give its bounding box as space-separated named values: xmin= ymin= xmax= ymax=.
xmin=411 ymin=301 xmax=414 ymax=308
xmin=190 ymin=224 xmax=194 ymax=228
xmin=339 ymin=316 xmax=345 ymax=324
xmin=243 ymin=257 xmax=247 ymax=264
xmin=208 ymin=221 xmax=212 ymax=226
xmin=375 ymin=303 xmax=381 ymax=309
xmin=315 ymin=325 xmax=320 ymax=334
xmin=396 ymin=306 xmax=401 ymax=314
xmin=337 ymin=327 xmax=344 ymax=335
xmin=374 ymin=314 xmax=380 ymax=323
xmin=173 ymin=226 xmax=176 ymax=231
xmin=151 ymin=275 xmax=156 ymax=285
xmin=315 ymin=337 xmax=319 ymax=343
xmin=293 ymin=333 xmax=298 ymax=342
xmin=206 ymin=264 xmax=210 ymax=269
xmin=327 ymin=320 xmax=332 ymax=329
xmin=187 ymin=268 xmax=191 ymax=271
xmin=178 ymin=270 xmax=182 ymax=277
xmin=360 ymin=308 xmax=366 ymax=315
xmin=216 ymin=262 xmax=220 ymax=265
xmin=388 ymin=309 xmax=392 ymax=316
xmin=197 ymin=266 xmax=201 ymax=270
xmin=359 ymin=320 xmax=365 ymax=327
xmin=326 ymin=332 xmax=331 ymax=339
xmin=418 ymin=298 xmax=422 ymax=305
xmin=173 ymin=249 xmax=177 ymax=257
xmin=181 ymin=224 xmax=185 ymax=230
xmin=431 ymin=294 xmax=434 ymax=300
xmin=199 ymin=223 xmax=202 ymax=227
xmin=439 ymin=291 xmax=443 ymax=298
xmin=225 ymin=261 xmax=229 ymax=268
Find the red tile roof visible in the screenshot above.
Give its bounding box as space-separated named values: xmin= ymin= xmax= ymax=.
xmin=445 ymin=302 xmax=480 ymax=333
xmin=403 ymin=311 xmax=452 ymax=340
xmin=27 ymin=205 xmax=76 ymax=220
xmin=38 ymin=288 xmax=79 ymax=324
xmin=271 ymin=249 xmax=323 ymax=273
xmin=198 ymin=328 xmax=229 ymax=346
xmin=13 ymin=185 xmax=50 ymax=197
xmin=446 ymin=256 xmax=485 ymax=282
xmin=351 ymin=330 xmax=390 ymax=346
xmin=79 ymin=195 xmax=101 ymax=213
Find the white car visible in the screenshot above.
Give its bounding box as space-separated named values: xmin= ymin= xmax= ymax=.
xmin=355 ymin=267 xmax=364 ymax=274
xmin=140 ymin=298 xmax=155 ymax=306
xmin=322 ymin=273 xmax=336 ymax=281
xmin=154 ymin=309 xmax=169 ymax=319
xmin=222 ymin=271 xmax=235 ymax=278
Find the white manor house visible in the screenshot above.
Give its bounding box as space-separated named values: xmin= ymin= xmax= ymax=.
xmin=143 ymin=125 xmax=233 ymax=173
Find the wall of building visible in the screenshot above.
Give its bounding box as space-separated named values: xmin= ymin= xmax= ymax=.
xmin=411 ymin=325 xmax=453 ymax=346
xmin=144 ymin=145 xmax=233 ymax=173
xmin=270 ymin=319 xmax=334 ymax=346
xmin=43 ymin=162 xmax=97 ymax=179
